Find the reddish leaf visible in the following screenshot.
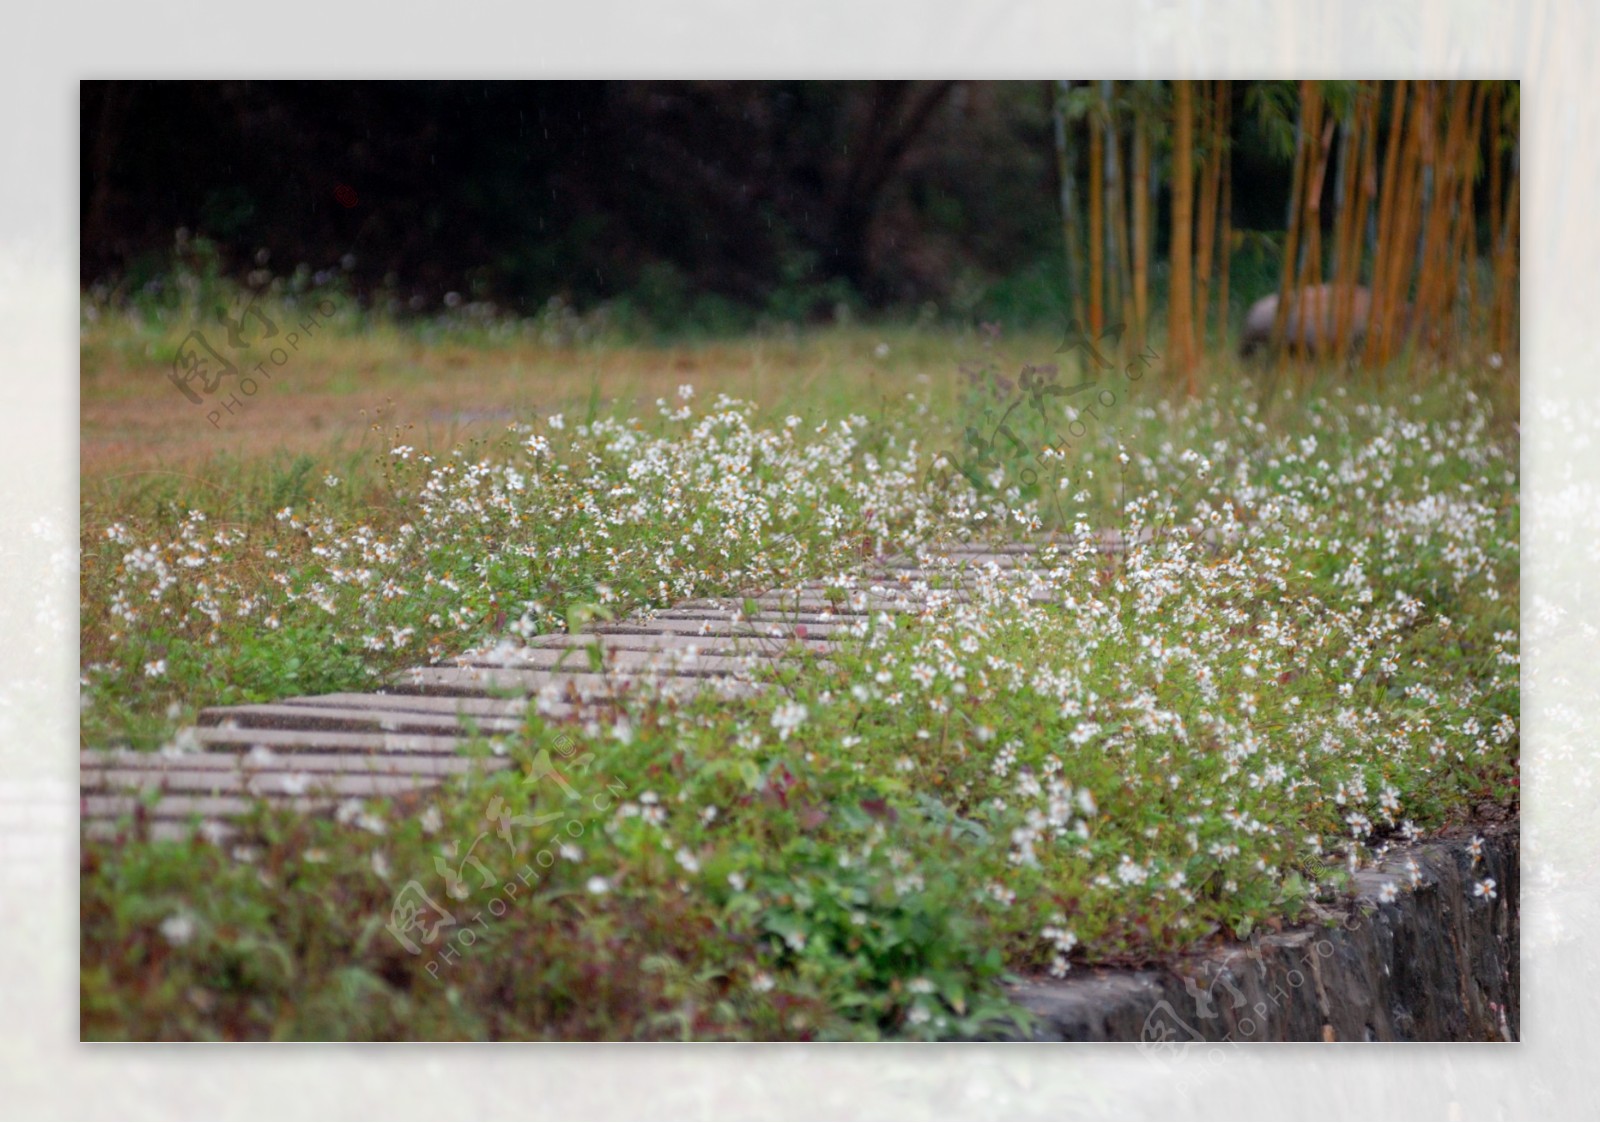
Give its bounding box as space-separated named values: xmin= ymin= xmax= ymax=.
xmin=860 ymin=798 xmax=898 ymax=823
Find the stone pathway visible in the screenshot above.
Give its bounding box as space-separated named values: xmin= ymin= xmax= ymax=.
xmin=82 ymin=535 xmax=1138 ymax=843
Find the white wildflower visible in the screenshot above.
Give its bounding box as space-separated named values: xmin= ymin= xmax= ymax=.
xmin=160 ymin=912 xmax=197 ymax=947
xmin=771 ymin=701 xmax=808 ymax=742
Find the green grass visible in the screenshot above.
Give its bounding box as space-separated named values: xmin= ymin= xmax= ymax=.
xmin=80 ymin=293 xmax=1519 ymax=1040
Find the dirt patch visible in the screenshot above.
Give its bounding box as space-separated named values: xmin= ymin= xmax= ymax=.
xmin=80 ymin=337 xmax=869 ymax=484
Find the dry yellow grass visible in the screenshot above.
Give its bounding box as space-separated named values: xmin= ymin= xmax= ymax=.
xmin=85 ymin=312 xmax=1506 ymax=500
xmin=80 ymin=326 xmax=989 ymax=489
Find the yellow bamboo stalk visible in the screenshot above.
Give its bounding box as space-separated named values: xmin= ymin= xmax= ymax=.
xmin=1364 ymin=81 xmax=1409 ymax=366
xmin=1104 ymin=85 xmax=1134 ymax=340
xmin=1132 ymin=98 xmax=1151 ymax=349
xmin=1488 ymin=84 xmax=1503 ymax=282
xmin=1169 ymin=79 xmax=1197 ymax=389
xmin=1450 ymin=82 xmax=1487 ymax=349
xmin=1370 ymin=81 xmax=1426 ymax=366
xmin=1492 ymin=164 xmax=1519 ymax=359
xmin=1089 ymin=110 xmax=1105 ymax=337
xmin=1391 ymin=82 xmax=1431 ymax=358
xmin=1217 ymin=83 xmax=1232 ymax=350
xmin=1298 ymin=107 xmax=1336 ymax=350
xmin=1273 ymin=81 xmax=1314 ymax=366
xmin=1051 ymin=81 xmax=1086 ymax=329
xmin=1330 ymin=86 xmax=1370 ymax=352
xmin=1194 ymin=81 xmax=1223 ymax=353
xmin=1417 ymin=82 xmax=1471 ymax=347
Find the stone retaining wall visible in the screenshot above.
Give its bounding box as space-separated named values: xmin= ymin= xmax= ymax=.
xmin=1002 ymin=820 xmax=1518 ymax=1042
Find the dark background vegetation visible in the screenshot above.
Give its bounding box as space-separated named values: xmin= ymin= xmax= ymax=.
xmin=81 ymin=80 xmax=1306 ymax=333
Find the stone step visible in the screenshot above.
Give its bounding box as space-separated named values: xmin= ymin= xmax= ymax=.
xmin=591 ymin=617 xmax=854 ymax=639
xmin=388 ymin=665 xmax=763 ymax=700
xmin=83 ymin=819 xmax=236 ymax=843
xmin=523 ymin=631 xmax=837 ymax=657
xmin=678 ymin=592 xmax=935 ymax=614
xmin=83 ymin=793 xmax=329 ymax=820
xmin=447 ymin=646 xmax=768 ymax=676
xmin=82 ymin=748 xmax=489 ymax=777
xmin=194 ymin=725 xmax=475 ymax=755
xmin=82 ymin=766 xmax=460 ymax=800
xmin=199 ymin=702 xmax=527 ymax=736
xmin=643 ymin=607 xmax=882 ymax=627
xmin=277 ymin=692 xmax=541 ymax=719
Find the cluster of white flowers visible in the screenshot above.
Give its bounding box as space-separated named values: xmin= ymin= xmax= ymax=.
xmin=83 ymin=375 xmax=1516 ymax=976
xmin=770 ymin=701 xmax=808 ymax=742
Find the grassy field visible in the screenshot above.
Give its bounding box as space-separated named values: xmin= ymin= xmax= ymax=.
xmin=80 ymin=282 xmax=1520 ymax=1040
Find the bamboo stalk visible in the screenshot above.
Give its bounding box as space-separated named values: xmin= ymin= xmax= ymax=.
xmin=1272 ymin=81 xmax=1313 ymax=365
xmin=1450 ymin=82 xmax=1487 ymax=349
xmin=1394 ymin=82 xmax=1432 ymax=357
xmin=1089 ymin=103 xmax=1105 ymax=337
xmin=1488 ymin=84 xmax=1503 ymax=290
xmin=1417 ymin=82 xmax=1471 ymax=348
xmin=1492 ymin=150 xmax=1519 ymax=358
xmin=1051 ymin=81 xmax=1087 ymax=328
xmin=1359 ymin=88 xmax=1379 ymax=280
xmin=1397 ymin=82 xmax=1438 ymax=357
xmin=1298 ymin=104 xmax=1336 ymax=349
xmin=1103 ymin=82 xmax=1133 ymax=340
xmin=1194 ymin=81 xmax=1223 ymax=354
xmin=1169 ymin=79 xmax=1197 ymax=389
xmin=1374 ymin=83 xmax=1421 ymax=364
xmin=1330 ymin=109 xmax=1356 ymax=346
xmin=1330 ymin=86 xmax=1369 ymax=352
xmin=1365 ymin=81 xmax=1410 ymax=366
xmin=1115 ymin=103 xmax=1135 ymax=340
xmin=1413 ymin=85 xmax=1445 ymax=343
xmin=1217 ymin=82 xmax=1232 ymax=350
xmin=1132 ymin=94 xmax=1151 ymax=349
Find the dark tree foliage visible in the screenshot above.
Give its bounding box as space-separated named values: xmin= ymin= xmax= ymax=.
xmin=81 ymin=80 xmax=1063 ymax=319
xmin=81 ymin=80 xmax=1507 ymax=336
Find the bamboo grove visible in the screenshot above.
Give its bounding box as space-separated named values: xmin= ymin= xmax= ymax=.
xmin=1049 ymin=80 xmax=1520 ymax=388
